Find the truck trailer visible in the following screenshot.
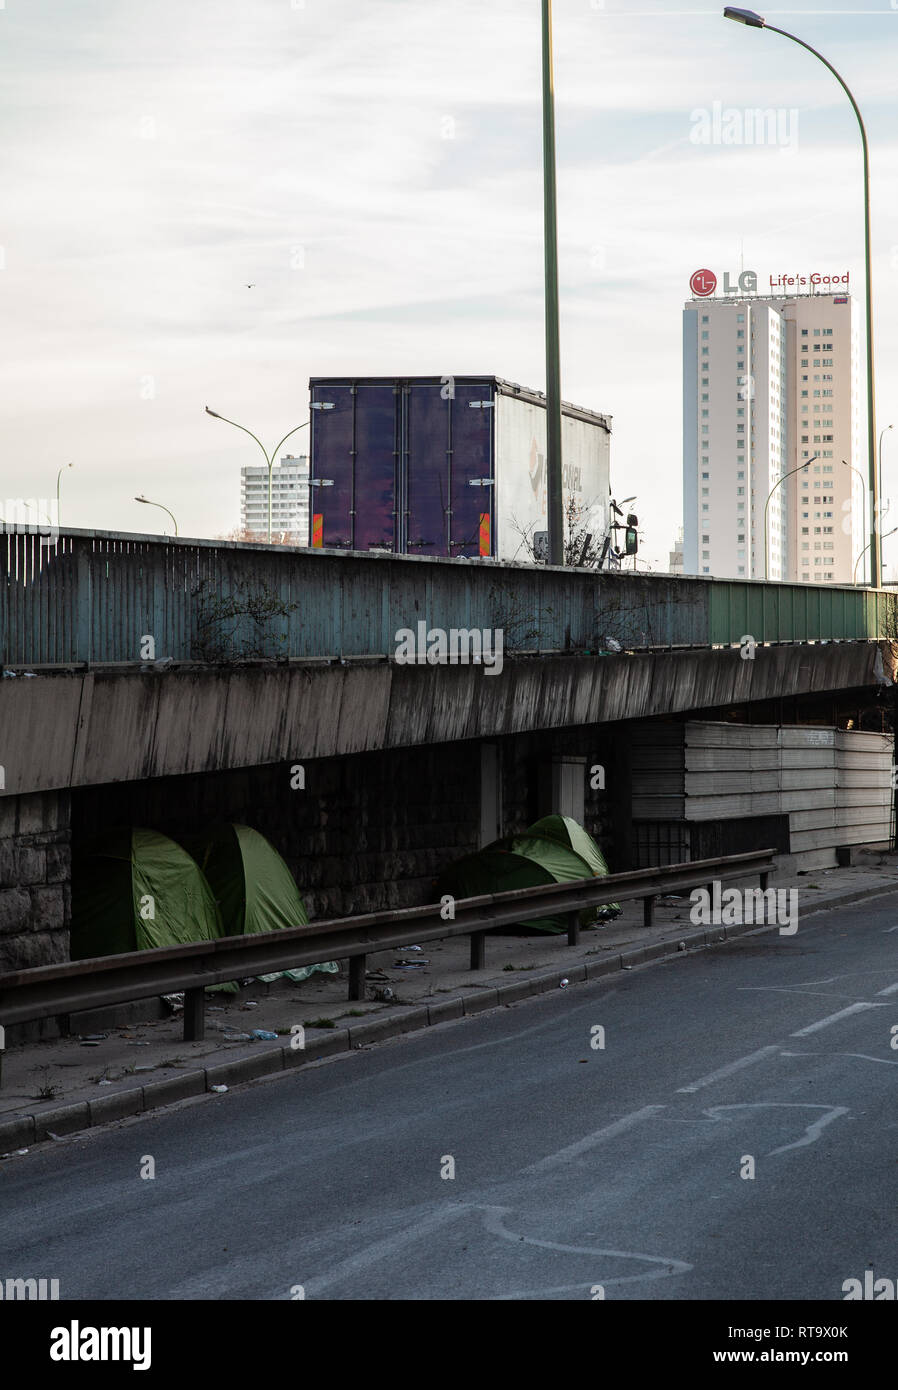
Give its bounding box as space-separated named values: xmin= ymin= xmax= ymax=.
xmin=307 ymin=375 xmax=612 ymax=563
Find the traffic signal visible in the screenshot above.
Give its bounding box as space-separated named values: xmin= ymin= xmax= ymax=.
xmin=625 ymin=513 xmax=638 ymax=555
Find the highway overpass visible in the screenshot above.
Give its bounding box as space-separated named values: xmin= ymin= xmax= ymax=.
xmin=1 ymin=527 xmax=896 ymax=980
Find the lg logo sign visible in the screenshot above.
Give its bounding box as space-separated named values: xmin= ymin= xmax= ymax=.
xmin=689 ymin=267 xmax=758 ymax=297
xmin=690 ymin=268 xmax=716 ymax=297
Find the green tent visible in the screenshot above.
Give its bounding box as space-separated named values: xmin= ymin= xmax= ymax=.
xmin=71 ymin=828 xmax=224 ymax=960
xmin=183 ymin=823 xmax=337 ymax=984
xmin=435 ymin=814 xmax=620 ymax=935
xmin=435 ymin=848 xmax=568 ymax=933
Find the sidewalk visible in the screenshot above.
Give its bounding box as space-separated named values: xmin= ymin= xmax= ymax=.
xmin=3 ymin=856 xmax=898 ymax=1151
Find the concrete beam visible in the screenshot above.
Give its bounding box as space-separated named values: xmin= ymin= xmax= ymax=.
xmin=0 ymin=641 xmax=893 ymax=796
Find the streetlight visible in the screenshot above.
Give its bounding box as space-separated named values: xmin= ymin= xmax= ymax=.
xmin=855 ymin=526 xmax=898 ymax=585
xmin=724 ymin=7 xmax=881 ymax=590
xmin=764 ymin=455 xmax=818 ymax=579
xmin=205 ymin=407 xmax=309 ymax=543
xmin=878 ymin=424 xmax=893 ymax=578
xmin=541 ymin=0 xmax=564 ymax=565
xmin=56 ymin=462 xmax=73 ymax=528
xmin=135 ymin=495 xmax=178 ymax=536
xmin=23 ymin=501 xmax=53 ymax=527
xmin=842 ymin=458 xmax=868 ymax=584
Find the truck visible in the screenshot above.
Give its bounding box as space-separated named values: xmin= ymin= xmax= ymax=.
xmin=307 ymin=375 xmax=612 ymax=563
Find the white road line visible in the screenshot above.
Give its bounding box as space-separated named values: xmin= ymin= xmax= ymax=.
xmin=876 ymin=982 xmax=898 ymax=996
xmin=478 ymin=1208 xmax=692 ymax=1292
xmin=521 ymin=1105 xmax=665 ymax=1175
xmin=782 ymin=1049 xmax=898 ymax=1067
xmin=303 ymin=1204 xmax=469 ymax=1295
xmin=839 ymin=1052 xmax=898 ymax=1067
xmin=676 ymin=1045 xmax=781 ymax=1094
xmin=740 ymin=986 xmax=866 ymax=1001
xmin=766 ymin=1106 xmax=849 ymax=1156
xmin=790 ymin=1002 xmax=886 ymax=1037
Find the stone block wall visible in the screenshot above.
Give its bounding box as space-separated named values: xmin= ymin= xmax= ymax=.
xmin=0 ymin=791 xmax=71 ymax=972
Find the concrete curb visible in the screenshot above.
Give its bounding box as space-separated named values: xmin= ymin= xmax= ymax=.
xmin=1 ymin=876 xmax=893 ymax=1151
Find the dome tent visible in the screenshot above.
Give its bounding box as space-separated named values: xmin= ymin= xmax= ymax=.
xmin=182 ymin=823 xmax=336 ymax=983
xmin=434 ymin=814 xmax=619 ymax=935
xmin=71 ymin=828 xmax=224 ymax=960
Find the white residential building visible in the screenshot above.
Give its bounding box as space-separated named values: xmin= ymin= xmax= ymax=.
xmin=240 ymin=455 xmax=310 ymax=542
xmin=683 ymin=291 xmax=862 ymax=583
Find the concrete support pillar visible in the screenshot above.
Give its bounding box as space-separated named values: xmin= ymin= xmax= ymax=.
xmin=0 ymin=791 xmax=71 ymax=973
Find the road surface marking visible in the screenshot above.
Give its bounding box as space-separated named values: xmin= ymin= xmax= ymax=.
xmin=676 ymin=1045 xmax=780 ymax=1094
xmin=790 ymin=1002 xmax=885 ymax=1037
xmin=521 ymin=1105 xmax=664 ymax=1175
xmin=765 ymin=1106 xmax=848 ymax=1156
xmin=839 ymin=1052 xmax=898 ymax=1066
xmin=740 ymin=986 xmax=866 ymax=1001
xmin=876 ymin=982 xmax=898 ymax=995
xmin=479 ymin=1206 xmax=692 ymax=1286
xmin=702 ymin=1102 xmax=849 ymax=1156
xmin=303 ymin=1204 xmax=469 ymax=1295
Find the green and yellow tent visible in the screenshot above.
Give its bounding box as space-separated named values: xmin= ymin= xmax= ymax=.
xmin=435 ymin=814 xmax=620 ymax=934
xmin=71 ymin=827 xmax=224 ymax=960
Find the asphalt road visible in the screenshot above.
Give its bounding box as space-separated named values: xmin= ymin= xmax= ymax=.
xmin=4 ymin=891 xmax=898 ymax=1301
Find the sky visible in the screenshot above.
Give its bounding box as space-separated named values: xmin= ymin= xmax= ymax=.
xmin=1 ymin=0 xmax=897 ymax=570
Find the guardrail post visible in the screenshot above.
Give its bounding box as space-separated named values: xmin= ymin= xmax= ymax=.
xmin=643 ymin=895 xmax=655 ymax=927
xmin=470 ymin=931 xmax=486 ymax=970
xmin=348 ymin=955 xmax=366 ymax=1001
xmin=183 ymin=987 xmax=205 ymax=1041
xmin=566 ymin=910 xmax=580 ymax=947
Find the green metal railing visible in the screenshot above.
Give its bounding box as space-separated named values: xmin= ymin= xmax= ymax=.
xmin=2 ymin=528 xmax=896 ymax=666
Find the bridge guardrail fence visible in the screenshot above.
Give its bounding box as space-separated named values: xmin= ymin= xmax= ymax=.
xmin=0 ymin=849 xmax=776 ymax=1080
xmin=2 ymin=528 xmax=896 ymax=666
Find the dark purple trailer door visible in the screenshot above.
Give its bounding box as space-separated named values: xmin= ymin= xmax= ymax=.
xmin=404 ymin=381 xmax=493 ymax=557
xmin=309 ymin=382 xmax=397 ymax=550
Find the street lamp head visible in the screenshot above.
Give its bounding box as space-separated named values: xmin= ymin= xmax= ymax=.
xmin=205 ymin=406 xmax=221 ymax=419
xmin=723 ymin=7 xmax=766 ymax=26
xmin=135 ymin=495 xmax=148 ymax=504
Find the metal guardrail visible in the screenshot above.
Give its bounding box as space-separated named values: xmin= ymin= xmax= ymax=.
xmin=2 ymin=527 xmax=896 ymax=666
xmin=0 ymin=850 xmax=775 ymax=1077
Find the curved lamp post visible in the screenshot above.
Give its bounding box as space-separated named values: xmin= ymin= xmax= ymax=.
xmin=878 ymin=424 xmax=893 ymax=579
xmin=724 ymin=7 xmax=880 ymax=590
xmin=764 ymin=455 xmax=817 ymax=579
xmin=205 ymin=407 xmax=309 ymax=543
xmin=855 ymin=526 xmax=898 ymax=585
xmin=56 ymin=462 xmax=73 ymax=528
xmin=135 ymin=495 xmax=178 ymax=536
xmin=842 ymin=458 xmax=868 ymax=584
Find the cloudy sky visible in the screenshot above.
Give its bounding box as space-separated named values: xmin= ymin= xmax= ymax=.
xmin=1 ymin=0 xmax=897 ymax=568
